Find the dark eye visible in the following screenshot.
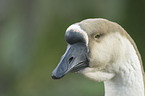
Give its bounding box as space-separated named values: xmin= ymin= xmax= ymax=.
xmin=94 ymin=33 xmax=101 ymax=39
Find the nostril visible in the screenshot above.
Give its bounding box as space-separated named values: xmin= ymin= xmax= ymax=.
xmin=69 ymin=57 xmax=74 ymax=64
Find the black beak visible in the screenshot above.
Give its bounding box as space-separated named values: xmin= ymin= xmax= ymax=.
xmin=52 ymin=43 xmax=89 ymax=79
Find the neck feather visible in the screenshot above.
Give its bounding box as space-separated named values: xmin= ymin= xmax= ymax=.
xmin=104 ymin=37 xmax=144 ymax=96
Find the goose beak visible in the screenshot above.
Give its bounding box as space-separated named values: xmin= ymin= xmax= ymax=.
xmin=52 ymin=43 xmax=89 ymax=79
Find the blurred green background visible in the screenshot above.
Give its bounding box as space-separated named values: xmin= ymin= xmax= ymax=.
xmin=0 ymin=0 xmax=145 ymax=96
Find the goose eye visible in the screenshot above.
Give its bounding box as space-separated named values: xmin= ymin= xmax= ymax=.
xmin=94 ymin=33 xmax=101 ymax=39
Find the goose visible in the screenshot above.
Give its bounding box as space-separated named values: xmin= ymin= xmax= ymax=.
xmin=51 ymin=18 xmax=145 ymax=96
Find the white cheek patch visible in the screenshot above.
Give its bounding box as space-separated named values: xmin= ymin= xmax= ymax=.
xmin=66 ymin=24 xmax=89 ymax=46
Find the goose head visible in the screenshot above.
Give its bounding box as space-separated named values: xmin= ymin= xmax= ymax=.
xmin=51 ymin=19 xmax=144 ymax=96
